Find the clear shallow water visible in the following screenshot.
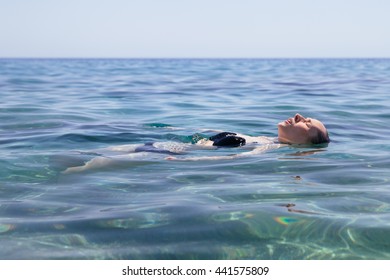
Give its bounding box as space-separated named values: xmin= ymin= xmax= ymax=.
xmin=1 ymin=58 xmax=390 ymax=259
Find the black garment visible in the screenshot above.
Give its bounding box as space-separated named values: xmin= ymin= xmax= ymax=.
xmin=209 ymin=132 xmax=246 ymax=147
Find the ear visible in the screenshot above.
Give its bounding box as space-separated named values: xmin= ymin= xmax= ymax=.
xmin=308 ymin=126 xmax=319 ymax=137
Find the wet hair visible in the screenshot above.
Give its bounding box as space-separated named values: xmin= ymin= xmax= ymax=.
xmin=310 ymin=129 xmax=330 ymax=144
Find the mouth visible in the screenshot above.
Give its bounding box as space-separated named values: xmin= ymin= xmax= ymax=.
xmin=285 ymin=118 xmax=293 ymax=125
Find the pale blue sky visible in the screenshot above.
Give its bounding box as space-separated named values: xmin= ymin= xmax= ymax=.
xmin=0 ymin=0 xmax=389 ymax=58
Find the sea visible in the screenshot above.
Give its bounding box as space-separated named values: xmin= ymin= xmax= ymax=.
xmin=0 ymin=58 xmax=389 ymax=260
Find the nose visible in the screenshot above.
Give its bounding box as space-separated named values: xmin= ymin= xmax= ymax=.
xmin=294 ymin=113 xmax=304 ymax=123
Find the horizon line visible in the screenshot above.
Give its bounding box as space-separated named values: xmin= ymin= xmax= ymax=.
xmin=1 ymin=56 xmax=389 ymax=60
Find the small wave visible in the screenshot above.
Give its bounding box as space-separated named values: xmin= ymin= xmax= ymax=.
xmin=57 ymin=132 xmax=140 ymax=144
xmin=144 ymin=123 xmax=174 ymax=128
xmin=6 ymin=77 xmax=49 ymax=85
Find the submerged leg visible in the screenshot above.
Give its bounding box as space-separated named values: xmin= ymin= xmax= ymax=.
xmin=62 ymin=156 xmax=115 ymax=174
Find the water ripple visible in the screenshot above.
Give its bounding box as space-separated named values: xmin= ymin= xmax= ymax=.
xmin=1 ymin=58 xmax=390 ymax=259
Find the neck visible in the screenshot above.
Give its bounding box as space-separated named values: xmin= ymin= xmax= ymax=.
xmin=278 ymin=136 xmax=290 ymax=144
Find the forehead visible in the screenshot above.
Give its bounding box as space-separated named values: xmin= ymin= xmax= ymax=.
xmin=310 ymin=118 xmax=326 ymax=133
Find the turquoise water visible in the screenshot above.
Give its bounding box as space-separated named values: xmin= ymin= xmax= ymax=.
xmin=1 ymin=58 xmax=390 ymax=259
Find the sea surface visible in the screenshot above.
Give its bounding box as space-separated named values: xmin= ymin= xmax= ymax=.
xmin=0 ymin=58 xmax=389 ymax=259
